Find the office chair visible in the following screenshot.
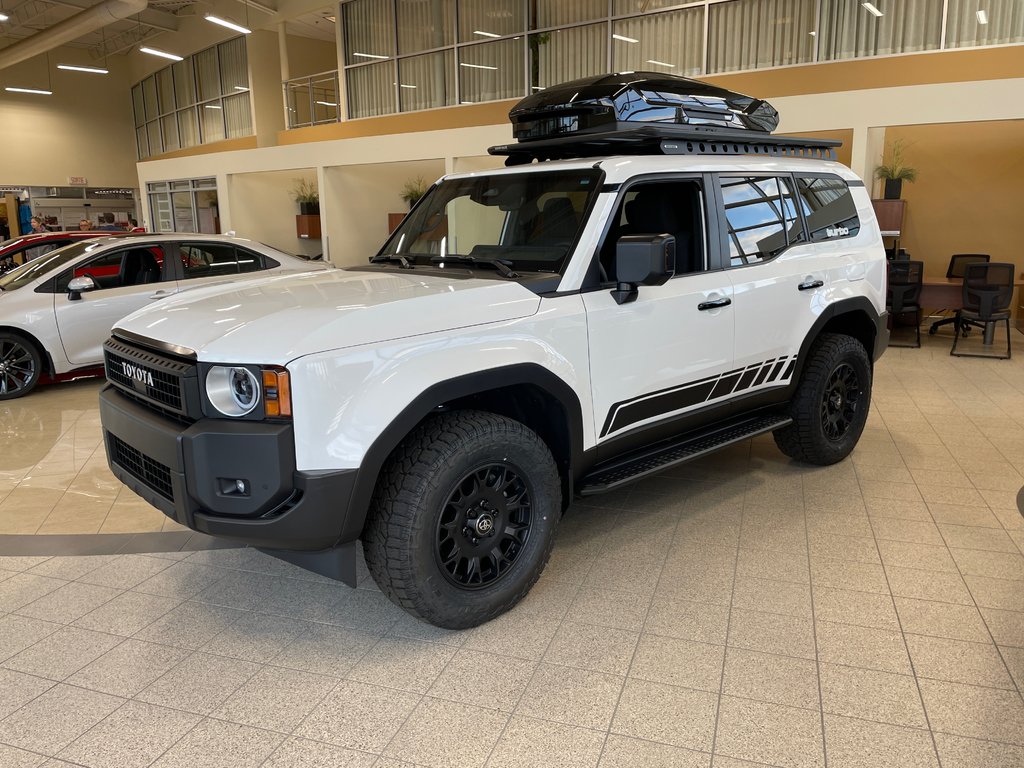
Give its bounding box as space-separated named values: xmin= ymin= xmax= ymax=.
xmin=951 ymin=262 xmax=1015 ymax=359
xmin=928 ymin=254 xmax=990 ymax=336
xmin=887 ymin=260 xmax=923 ymax=348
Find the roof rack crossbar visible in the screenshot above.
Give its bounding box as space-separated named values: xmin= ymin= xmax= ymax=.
xmin=489 ymin=125 xmax=840 ymax=165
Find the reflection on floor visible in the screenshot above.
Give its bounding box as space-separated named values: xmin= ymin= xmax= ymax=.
xmin=0 ymin=331 xmax=1022 ymax=766
xmin=0 ymin=378 xmax=184 ymax=535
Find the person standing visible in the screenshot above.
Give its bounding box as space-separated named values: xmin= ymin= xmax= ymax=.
xmin=98 ymin=212 xmax=121 ymax=231
xmin=30 ymin=216 xmax=47 ymax=233
xmin=79 ymin=219 xmax=94 ymax=231
xmin=127 ymin=218 xmax=145 ymax=233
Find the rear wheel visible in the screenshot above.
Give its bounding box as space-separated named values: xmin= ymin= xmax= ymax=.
xmin=774 ymin=333 xmax=871 ymax=465
xmin=363 ymin=410 xmax=561 ymax=629
xmin=0 ymin=333 xmax=42 ymax=400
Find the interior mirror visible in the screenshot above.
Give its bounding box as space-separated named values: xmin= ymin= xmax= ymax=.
xmin=67 ymin=275 xmax=97 ymax=301
xmin=612 ymin=234 xmax=676 ymax=304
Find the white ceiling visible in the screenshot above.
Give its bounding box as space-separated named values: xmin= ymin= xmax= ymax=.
xmin=0 ymin=0 xmax=337 ymax=60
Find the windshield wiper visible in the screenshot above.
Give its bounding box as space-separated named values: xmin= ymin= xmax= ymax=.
xmin=429 ymin=255 xmax=519 ymax=278
xmin=370 ymin=254 xmax=414 ymax=269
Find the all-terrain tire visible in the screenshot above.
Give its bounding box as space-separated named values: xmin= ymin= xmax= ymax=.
xmin=0 ymin=332 xmax=42 ymax=400
xmin=363 ymin=410 xmax=561 ymax=629
xmin=773 ymin=333 xmax=871 ymax=466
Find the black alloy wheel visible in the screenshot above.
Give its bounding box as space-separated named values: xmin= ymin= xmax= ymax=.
xmin=0 ymin=336 xmax=41 ymax=399
xmin=435 ymin=462 xmax=532 ymax=589
xmin=820 ymin=362 xmax=861 ymax=441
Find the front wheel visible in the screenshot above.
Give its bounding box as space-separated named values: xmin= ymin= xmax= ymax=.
xmin=774 ymin=333 xmax=872 ymax=466
xmin=363 ymin=410 xmax=561 ymax=629
xmin=0 ymin=333 xmax=42 ymax=400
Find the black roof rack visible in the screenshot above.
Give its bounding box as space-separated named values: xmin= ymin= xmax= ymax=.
xmin=489 ymin=125 xmax=840 ymax=166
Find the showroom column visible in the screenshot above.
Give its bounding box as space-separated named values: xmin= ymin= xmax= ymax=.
xmin=246 ymin=29 xmax=286 ymax=147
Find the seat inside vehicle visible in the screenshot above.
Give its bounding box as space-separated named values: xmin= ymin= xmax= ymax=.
xmin=122 ymin=249 xmax=161 ymax=285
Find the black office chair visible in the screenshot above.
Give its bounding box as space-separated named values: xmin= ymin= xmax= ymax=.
xmin=887 ymin=260 xmax=923 ymax=348
xmin=928 ymin=254 xmax=990 ymax=336
xmin=951 ymin=262 xmax=1015 ymax=359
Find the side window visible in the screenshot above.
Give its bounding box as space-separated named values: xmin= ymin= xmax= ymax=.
xmin=181 ymin=243 xmax=259 ymax=279
xmin=795 ymin=176 xmax=860 ymax=242
xmin=599 ymin=179 xmax=707 ymax=281
xmin=720 ymin=176 xmax=803 ymax=267
xmin=56 ymin=247 xmax=166 ymax=291
xmin=24 ymin=240 xmax=70 ymax=262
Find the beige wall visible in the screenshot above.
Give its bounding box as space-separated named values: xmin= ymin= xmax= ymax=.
xmin=884 ymin=120 xmax=1024 ymax=280
xmin=227 ymin=168 xmax=322 ymax=258
xmin=0 ymin=46 xmax=137 ymax=187
xmin=286 ymin=35 xmax=337 ymax=79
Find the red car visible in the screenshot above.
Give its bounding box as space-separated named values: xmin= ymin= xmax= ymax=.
xmin=0 ymin=231 xmax=134 ymax=267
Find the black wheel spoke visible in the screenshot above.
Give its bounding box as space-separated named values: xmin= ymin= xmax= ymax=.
xmin=435 ymin=461 xmax=533 ymax=590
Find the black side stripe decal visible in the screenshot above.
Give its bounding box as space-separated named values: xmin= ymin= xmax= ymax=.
xmin=600 ymin=355 xmax=797 ymax=438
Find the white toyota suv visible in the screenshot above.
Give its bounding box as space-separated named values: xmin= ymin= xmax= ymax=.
xmin=99 ymin=74 xmax=888 ymax=628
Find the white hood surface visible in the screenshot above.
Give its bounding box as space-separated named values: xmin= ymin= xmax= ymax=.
xmin=115 ymin=268 xmax=543 ymax=364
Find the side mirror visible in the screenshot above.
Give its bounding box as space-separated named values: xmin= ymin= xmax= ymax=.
xmin=67 ymin=275 xmax=97 ymax=301
xmin=611 ymin=234 xmax=676 ymax=305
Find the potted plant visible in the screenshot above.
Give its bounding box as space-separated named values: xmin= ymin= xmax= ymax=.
xmin=400 ymin=176 xmax=429 ymax=209
xmin=875 ymin=140 xmax=918 ymax=200
xmin=293 ymin=178 xmax=320 ymax=216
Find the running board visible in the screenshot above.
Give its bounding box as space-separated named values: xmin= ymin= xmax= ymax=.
xmin=579 ymin=413 xmax=792 ymax=496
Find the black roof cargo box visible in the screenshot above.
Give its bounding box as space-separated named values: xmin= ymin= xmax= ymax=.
xmin=509 ymin=72 xmax=780 ymax=143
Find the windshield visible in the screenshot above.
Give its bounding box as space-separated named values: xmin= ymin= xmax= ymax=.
xmin=378 ymin=168 xmax=602 ymax=274
xmin=0 ymin=241 xmax=103 ymax=291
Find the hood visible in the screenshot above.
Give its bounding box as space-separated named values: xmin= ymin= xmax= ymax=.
xmin=114 ymin=268 xmax=542 ymax=364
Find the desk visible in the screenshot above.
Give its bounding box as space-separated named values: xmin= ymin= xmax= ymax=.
xmin=920 ymin=277 xmax=1024 ymax=345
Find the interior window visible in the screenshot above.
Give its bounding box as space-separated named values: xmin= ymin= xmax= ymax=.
xmin=181 ymin=243 xmax=261 ymax=279
xmin=720 ymin=176 xmax=803 ymax=267
xmin=599 ymin=180 xmax=707 ymax=282
xmin=56 ymin=247 xmax=166 ymax=291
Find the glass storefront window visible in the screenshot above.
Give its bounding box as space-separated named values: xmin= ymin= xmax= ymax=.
xmin=945 ymin=0 xmax=1024 ymax=47
xmin=397 ymin=0 xmax=454 ymax=54
xmin=200 ymin=102 xmax=226 ymax=143
xmin=458 ymin=38 xmax=525 ymax=103
xmin=347 ymin=61 xmax=396 ymax=117
xmin=612 ymin=8 xmax=704 ymax=77
xmin=344 ymin=0 xmax=396 ymax=65
xmin=223 ymin=92 xmax=253 ymax=138
xmin=173 ymin=60 xmax=196 ymax=106
xmin=458 ymin=0 xmax=525 ymax=42
xmin=818 ymin=0 xmax=944 ymax=60
xmin=708 ymin=0 xmax=816 ymax=74
xmin=399 ymin=50 xmax=456 ymax=111
xmin=178 ymin=108 xmax=200 ymax=149
xmin=530 ymin=23 xmax=607 ymax=92
xmin=148 ymin=179 xmax=218 ymax=234
xmin=161 ymin=115 xmax=180 ymax=152
xmin=533 ymin=0 xmax=606 ymax=28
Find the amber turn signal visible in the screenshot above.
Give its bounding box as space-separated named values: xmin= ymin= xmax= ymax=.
xmin=262 ymin=368 xmax=292 ymax=417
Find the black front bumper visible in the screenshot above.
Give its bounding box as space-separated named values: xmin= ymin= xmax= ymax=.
xmin=99 ymin=385 xmax=355 ymax=553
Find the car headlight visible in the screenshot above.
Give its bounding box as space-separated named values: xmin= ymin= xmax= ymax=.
xmin=206 ymin=366 xmax=260 ymax=416
xmin=205 ymin=365 xmax=292 ymax=418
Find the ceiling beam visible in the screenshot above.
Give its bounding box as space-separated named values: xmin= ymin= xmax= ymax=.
xmin=43 ymin=0 xmax=179 ymax=30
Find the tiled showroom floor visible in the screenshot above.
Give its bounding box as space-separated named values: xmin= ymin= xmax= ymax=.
xmin=0 ymin=330 xmax=1023 ymax=768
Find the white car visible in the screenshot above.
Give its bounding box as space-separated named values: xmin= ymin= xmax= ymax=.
xmin=0 ymin=234 xmax=329 ymax=398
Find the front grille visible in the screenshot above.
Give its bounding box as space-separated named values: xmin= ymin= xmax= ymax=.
xmin=108 ymin=433 xmax=174 ymax=501
xmin=104 ymin=337 xmax=197 ymax=418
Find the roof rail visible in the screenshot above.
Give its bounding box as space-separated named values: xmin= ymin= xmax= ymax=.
xmin=489 ymin=125 xmax=840 ymax=166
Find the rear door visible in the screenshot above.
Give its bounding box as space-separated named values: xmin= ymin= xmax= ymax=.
xmin=715 ymin=174 xmax=828 ymax=393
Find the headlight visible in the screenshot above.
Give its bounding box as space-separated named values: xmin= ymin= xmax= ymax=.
xmin=206 ymin=366 xmax=260 ymax=417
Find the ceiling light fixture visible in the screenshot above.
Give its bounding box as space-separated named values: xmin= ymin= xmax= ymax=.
xmin=612 ymin=34 xmax=639 ymax=43
xmin=976 ymin=9 xmax=988 ymax=23
xmin=861 ymin=2 xmax=884 ymax=17
xmin=205 ymin=14 xmax=251 ymax=34
xmin=5 ymin=87 xmax=52 ymax=95
xmin=140 ymin=47 xmax=183 ymax=61
xmin=809 ymin=30 xmax=817 ymax=36
xmin=399 ymin=83 xmax=416 ymax=89
xmin=352 ymin=52 xmax=389 ymax=60
xmin=203 ymin=104 xmax=222 ymax=109
xmin=473 ymin=30 xmax=500 ymax=38
xmin=646 ymin=59 xmax=675 ymax=68
xmin=315 ymin=100 xmax=337 ymax=106
xmin=233 ymin=86 xmax=249 ymax=91
xmin=459 ymin=62 xmax=498 ymax=70
xmin=57 ymin=64 xmax=109 ymax=74
xmin=0 ymin=12 xmax=9 ymax=21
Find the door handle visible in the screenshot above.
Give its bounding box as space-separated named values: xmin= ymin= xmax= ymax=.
xmin=698 ymin=297 xmax=732 ymax=311
xmin=798 ymin=280 xmax=824 ymax=291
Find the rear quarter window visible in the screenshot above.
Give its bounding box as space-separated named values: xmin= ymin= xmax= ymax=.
xmin=795 ymin=176 xmax=860 ymax=242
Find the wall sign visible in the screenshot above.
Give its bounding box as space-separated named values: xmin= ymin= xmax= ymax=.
xmin=67 ymin=176 xmax=88 ymax=185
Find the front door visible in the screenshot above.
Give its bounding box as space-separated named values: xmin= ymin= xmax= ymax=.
xmin=584 ymin=178 xmax=735 ymax=447
xmin=53 ymin=245 xmax=174 ymax=366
